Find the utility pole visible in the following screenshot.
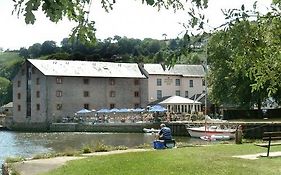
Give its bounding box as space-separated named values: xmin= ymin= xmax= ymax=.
xmin=203 ymin=39 xmax=208 ymax=116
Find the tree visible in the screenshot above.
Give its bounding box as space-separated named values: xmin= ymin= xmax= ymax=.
xmin=0 ymin=77 xmax=12 ymax=105
xmin=208 ymin=4 xmax=281 ymax=109
xmin=28 ymin=43 xmax=42 ymax=58
xmin=19 ymin=47 xmax=29 ymax=58
xmin=12 ymin=0 xmax=208 ymax=45
xmin=41 ymin=41 xmax=58 ymax=56
xmin=61 ymin=38 xmax=73 ymax=53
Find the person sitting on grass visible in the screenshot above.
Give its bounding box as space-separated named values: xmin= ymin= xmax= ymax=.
xmin=158 ymin=123 xmax=172 ymax=141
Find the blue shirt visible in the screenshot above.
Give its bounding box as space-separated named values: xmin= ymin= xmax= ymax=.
xmin=159 ymin=127 xmax=172 ymax=140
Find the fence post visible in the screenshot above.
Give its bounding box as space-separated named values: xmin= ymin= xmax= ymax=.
xmin=235 ymin=125 xmax=243 ymax=144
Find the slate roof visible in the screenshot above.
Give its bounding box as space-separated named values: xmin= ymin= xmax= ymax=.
xmin=143 ymin=64 xmax=205 ymax=77
xmin=28 ymin=59 xmax=146 ymax=78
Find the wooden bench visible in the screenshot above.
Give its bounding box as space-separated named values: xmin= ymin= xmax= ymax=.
xmin=256 ymin=131 xmax=281 ymax=157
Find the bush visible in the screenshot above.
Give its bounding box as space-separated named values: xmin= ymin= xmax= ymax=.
xmin=93 ymin=141 xmax=111 ymax=152
xmin=114 ymin=145 xmax=128 ymax=150
xmin=5 ymin=156 xmax=25 ymax=163
xmin=82 ymin=145 xmax=92 ymax=153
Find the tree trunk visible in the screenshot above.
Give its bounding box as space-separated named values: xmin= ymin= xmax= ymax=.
xmin=257 ymin=97 xmax=262 ymax=119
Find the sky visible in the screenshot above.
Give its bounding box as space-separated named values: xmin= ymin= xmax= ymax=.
xmin=0 ymin=0 xmax=271 ymax=50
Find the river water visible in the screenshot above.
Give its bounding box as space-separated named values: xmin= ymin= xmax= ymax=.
xmin=0 ymin=131 xmax=208 ymax=171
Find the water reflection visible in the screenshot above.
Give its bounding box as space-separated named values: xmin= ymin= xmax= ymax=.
xmin=0 ymin=131 xmax=210 ymax=172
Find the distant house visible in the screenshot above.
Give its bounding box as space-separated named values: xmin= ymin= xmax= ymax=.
xmin=0 ymin=102 xmax=13 ymax=126
xmin=12 ymin=59 xmax=146 ymax=129
xmin=0 ymin=102 xmax=13 ymax=116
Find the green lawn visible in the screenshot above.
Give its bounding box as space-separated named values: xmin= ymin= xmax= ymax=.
xmin=42 ymin=144 xmax=281 ymax=175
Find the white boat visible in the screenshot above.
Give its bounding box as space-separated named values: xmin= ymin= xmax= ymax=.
xmin=187 ymin=125 xmax=236 ymax=140
xmin=143 ymin=128 xmax=160 ymax=133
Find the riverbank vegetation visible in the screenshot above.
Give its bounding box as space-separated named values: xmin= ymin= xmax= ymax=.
xmin=0 ymin=51 xmax=23 ymax=105
xmin=5 ymin=141 xmax=151 ymax=164
xmin=41 ymin=144 xmax=281 ymax=175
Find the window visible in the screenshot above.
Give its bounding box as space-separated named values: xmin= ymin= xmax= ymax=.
xmin=176 ymin=90 xmax=180 ymax=96
xmin=110 ymin=103 xmax=115 ymax=109
xmin=134 ymin=79 xmax=140 ymax=85
xmin=157 ymin=90 xmax=162 ymax=99
xmin=21 ymin=69 xmax=25 ymax=75
xmin=84 ymin=104 xmax=89 ymax=109
xmin=189 ymin=80 xmax=194 ymax=87
xmin=110 ymin=91 xmax=116 ymax=97
xmin=36 ymin=104 xmax=40 ymax=111
xmin=17 ymin=93 xmax=21 ymax=99
xmin=83 ymin=78 xmax=89 ymax=84
xmin=56 ymin=104 xmax=62 ymax=110
xmin=109 ymin=79 xmax=115 ymax=85
xmin=36 ymin=78 xmax=40 ymax=85
xmin=175 ymin=79 xmax=180 ymax=86
xmin=32 ymin=67 xmax=35 ymax=74
xmin=84 ymin=91 xmax=89 ymax=97
xmin=17 ymin=81 xmax=21 ymax=87
xmin=202 ymin=79 xmax=205 ymax=86
xmin=56 ymin=77 xmax=62 ymax=84
xmin=36 ymin=91 xmax=40 ymax=98
xmin=185 ymin=91 xmax=189 ymax=98
xmin=157 ymin=79 xmax=162 ymax=86
xmin=134 ymin=91 xmax=139 ymax=97
xmin=56 ymin=90 xmax=62 ymax=97
xmin=17 ymin=105 xmax=21 ymax=111
xmin=134 ymin=103 xmax=140 ymax=108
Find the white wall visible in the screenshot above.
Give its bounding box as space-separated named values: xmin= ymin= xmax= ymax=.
xmin=148 ymin=75 xmax=205 ymax=102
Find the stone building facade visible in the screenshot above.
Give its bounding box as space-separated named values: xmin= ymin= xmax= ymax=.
xmin=12 ymin=59 xmax=205 ymax=129
xmin=12 ymin=59 xmax=147 ymax=129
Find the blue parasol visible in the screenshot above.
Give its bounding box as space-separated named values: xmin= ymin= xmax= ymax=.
xmin=132 ymin=108 xmax=145 ymax=112
xmin=148 ymin=105 xmax=167 ymax=112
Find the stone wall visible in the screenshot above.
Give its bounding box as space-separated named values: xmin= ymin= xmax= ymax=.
xmin=7 ymin=122 xmax=189 ymax=136
xmin=49 ymin=123 xmax=159 ymax=133
xmin=9 ymin=122 xmax=49 ymax=132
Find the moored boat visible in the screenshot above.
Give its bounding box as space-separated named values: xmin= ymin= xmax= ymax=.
xmin=186 ymin=125 xmax=236 ymax=140
xmin=143 ymin=128 xmax=160 ymax=133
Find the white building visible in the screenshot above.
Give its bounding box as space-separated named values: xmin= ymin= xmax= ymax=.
xmin=140 ymin=64 xmax=205 ymax=103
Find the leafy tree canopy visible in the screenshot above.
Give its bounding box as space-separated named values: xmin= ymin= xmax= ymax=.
xmin=208 ymin=2 xmax=281 ymax=109
xmin=13 ymin=0 xmax=208 ymax=46
xmin=0 ymin=77 xmax=12 ymax=105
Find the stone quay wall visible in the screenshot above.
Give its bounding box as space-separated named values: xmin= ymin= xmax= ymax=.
xmin=7 ymin=121 xmax=281 ymax=138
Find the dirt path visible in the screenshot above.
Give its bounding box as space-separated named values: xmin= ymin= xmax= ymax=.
xmin=11 ymin=149 xmax=150 ymax=175
xmin=233 ymin=151 xmax=281 ymax=160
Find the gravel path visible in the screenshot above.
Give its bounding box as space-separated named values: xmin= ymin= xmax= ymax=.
xmin=12 ymin=149 xmax=150 ymax=175
xmin=233 ymin=151 xmax=281 ymax=160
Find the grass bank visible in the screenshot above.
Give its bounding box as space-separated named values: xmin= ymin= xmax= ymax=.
xmin=42 ymin=144 xmax=281 ymax=175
